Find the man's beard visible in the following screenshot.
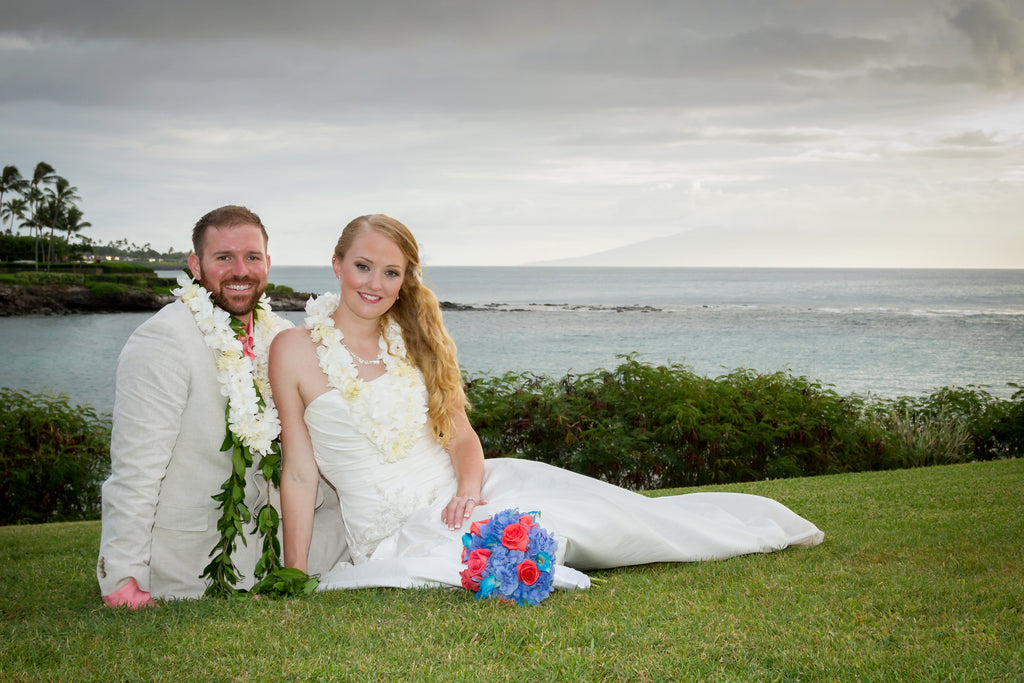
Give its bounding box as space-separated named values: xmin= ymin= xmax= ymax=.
xmin=203 ymin=277 xmax=264 ymax=317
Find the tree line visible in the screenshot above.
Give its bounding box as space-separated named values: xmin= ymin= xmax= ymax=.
xmin=1 ymin=162 xmax=189 ymax=266
xmin=1 ymin=162 xmax=90 ymax=268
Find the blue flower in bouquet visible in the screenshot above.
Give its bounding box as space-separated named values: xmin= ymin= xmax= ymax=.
xmin=459 ymin=508 xmax=558 ymax=606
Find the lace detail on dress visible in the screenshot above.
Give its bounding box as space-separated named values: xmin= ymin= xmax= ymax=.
xmin=351 ymin=481 xmax=445 ymax=563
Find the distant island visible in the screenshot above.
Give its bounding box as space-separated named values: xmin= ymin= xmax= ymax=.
xmin=530 ymin=226 xmax=1022 ymax=269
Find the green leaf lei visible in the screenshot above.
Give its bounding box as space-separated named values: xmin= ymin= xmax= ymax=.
xmin=174 ymin=273 xmax=318 ymax=598
xmin=203 ymin=308 xmax=320 ymax=598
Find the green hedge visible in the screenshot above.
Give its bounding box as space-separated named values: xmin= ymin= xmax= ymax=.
xmin=5 ymin=270 xmax=176 ymax=292
xmin=11 ymin=271 xmax=89 ymax=286
xmin=99 ymin=261 xmax=154 ymax=274
xmin=0 ymin=389 xmax=110 ymax=525
xmin=2 ymin=360 xmax=1019 ymax=523
xmin=84 ymin=281 xmax=133 ymax=300
xmin=879 ymin=385 xmax=1024 ymax=460
xmin=465 ymin=357 xmax=1022 ymax=489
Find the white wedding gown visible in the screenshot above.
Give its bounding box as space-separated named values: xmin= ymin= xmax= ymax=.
xmin=306 ymin=372 xmax=824 ymax=592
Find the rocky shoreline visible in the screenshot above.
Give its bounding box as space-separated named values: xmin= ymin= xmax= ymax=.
xmin=0 ymin=283 xmax=313 ymax=316
xmin=0 ymin=283 xmax=488 ymax=316
xmin=0 ymin=283 xmax=662 ymax=316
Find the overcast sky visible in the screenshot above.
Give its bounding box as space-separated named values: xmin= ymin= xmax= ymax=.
xmin=2 ymin=0 xmax=1023 ymax=267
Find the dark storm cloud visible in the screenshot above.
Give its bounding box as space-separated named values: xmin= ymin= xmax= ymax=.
xmin=0 ymin=1 xmax=905 ymax=113
xmin=951 ymin=0 xmax=1024 ymax=88
xmin=1 ymin=0 xmax=942 ymax=120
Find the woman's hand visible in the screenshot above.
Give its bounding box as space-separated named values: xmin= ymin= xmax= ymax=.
xmin=442 ymin=404 xmax=488 ymax=531
xmin=442 ymin=494 xmax=488 ymax=531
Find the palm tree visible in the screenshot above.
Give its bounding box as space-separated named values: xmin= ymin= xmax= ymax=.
xmin=60 ymin=206 xmax=92 ymax=258
xmin=49 ymin=176 xmax=80 ymax=208
xmin=45 ymin=177 xmax=81 ymax=263
xmin=23 ymin=185 xmax=44 ymax=262
xmin=33 ymin=197 xmax=62 ymax=246
xmin=30 ymin=162 xmax=56 ymax=188
xmin=29 ymin=162 xmax=57 ymax=267
xmin=1 ymin=197 xmax=29 ymax=235
xmin=0 ymin=166 xmax=27 ymax=228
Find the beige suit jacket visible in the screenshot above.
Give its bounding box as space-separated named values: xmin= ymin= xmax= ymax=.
xmin=97 ymin=300 xmax=347 ymax=599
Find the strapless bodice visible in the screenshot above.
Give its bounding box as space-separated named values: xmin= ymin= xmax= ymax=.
xmin=304 ymin=382 xmax=458 ymax=563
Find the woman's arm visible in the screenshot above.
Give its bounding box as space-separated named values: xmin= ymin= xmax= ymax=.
xmin=441 ymin=405 xmax=489 ymax=530
xmin=269 ymin=328 xmax=320 ymax=572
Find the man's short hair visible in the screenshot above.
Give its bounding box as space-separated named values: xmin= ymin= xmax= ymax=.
xmin=192 ymin=205 xmax=268 ymax=257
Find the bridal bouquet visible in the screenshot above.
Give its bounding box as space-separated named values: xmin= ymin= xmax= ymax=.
xmin=460 ymin=508 xmax=557 ymax=606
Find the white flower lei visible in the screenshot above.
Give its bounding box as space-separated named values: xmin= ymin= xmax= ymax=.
xmin=304 ymin=292 xmax=428 ymax=463
xmin=172 ymin=273 xmax=285 ymax=457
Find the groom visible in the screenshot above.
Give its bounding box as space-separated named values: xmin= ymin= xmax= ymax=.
xmin=97 ymin=205 xmax=347 ymax=607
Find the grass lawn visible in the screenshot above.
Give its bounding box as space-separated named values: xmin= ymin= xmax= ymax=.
xmin=2 ymin=458 xmax=1021 ymax=681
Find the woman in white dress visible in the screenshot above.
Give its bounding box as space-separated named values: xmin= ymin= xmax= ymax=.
xmin=269 ymin=215 xmax=823 ymax=593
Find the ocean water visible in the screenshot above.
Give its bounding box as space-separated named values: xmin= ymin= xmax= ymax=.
xmin=2 ymin=267 xmax=1021 ymax=414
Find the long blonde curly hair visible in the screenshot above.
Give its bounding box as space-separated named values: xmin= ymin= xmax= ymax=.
xmin=334 ymin=214 xmax=467 ymax=447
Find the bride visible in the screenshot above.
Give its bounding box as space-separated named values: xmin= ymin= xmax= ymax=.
xmin=269 ymin=214 xmax=823 ymax=593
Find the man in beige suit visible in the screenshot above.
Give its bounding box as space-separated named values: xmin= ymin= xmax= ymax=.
xmin=98 ymin=205 xmax=346 ymax=607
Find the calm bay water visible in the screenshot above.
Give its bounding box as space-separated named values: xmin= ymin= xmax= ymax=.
xmin=2 ymin=267 xmax=1021 ymax=414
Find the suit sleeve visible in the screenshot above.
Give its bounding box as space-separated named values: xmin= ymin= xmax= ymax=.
xmin=97 ymin=312 xmax=193 ymax=596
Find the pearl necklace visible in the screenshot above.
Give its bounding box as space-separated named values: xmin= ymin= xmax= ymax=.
xmin=341 ymin=341 xmax=384 ymax=366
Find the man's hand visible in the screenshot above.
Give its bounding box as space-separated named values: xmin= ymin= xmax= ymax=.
xmin=102 ymin=578 xmax=154 ymax=609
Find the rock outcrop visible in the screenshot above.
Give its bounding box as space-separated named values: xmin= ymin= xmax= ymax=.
xmin=0 ymin=284 xmax=178 ymax=316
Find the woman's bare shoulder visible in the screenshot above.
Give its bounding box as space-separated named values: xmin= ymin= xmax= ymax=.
xmin=270 ymin=326 xmax=319 ymax=369
xmin=272 ymin=324 xmax=313 ymax=347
